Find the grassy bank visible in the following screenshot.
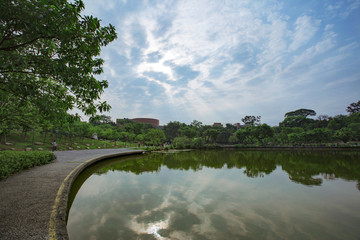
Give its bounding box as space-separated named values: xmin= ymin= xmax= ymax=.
xmin=0 ymin=151 xmax=56 ymax=179
xmin=0 ymin=132 xmax=138 ymax=151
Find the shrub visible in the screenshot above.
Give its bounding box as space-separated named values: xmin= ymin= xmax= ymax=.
xmin=0 ymin=151 xmax=56 ymax=179
xmin=173 ymin=136 xmax=192 ymax=149
xmin=192 ymin=137 xmax=205 ymax=148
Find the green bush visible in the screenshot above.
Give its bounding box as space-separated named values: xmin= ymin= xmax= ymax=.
xmin=0 ymin=151 xmax=56 ymax=179
xmin=173 ymin=136 xmax=192 ymax=149
xmin=192 ymin=137 xmax=205 ymax=148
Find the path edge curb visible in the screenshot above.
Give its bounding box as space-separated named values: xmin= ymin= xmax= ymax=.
xmin=48 ymin=150 xmax=144 ymax=240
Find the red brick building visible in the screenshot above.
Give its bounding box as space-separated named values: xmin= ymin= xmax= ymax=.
xmin=131 ymin=118 xmax=159 ymax=127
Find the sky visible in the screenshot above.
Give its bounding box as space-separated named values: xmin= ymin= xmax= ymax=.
xmin=81 ymin=0 xmax=360 ymax=126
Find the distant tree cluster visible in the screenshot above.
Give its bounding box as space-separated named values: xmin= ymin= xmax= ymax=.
xmin=161 ymin=101 xmax=360 ymax=148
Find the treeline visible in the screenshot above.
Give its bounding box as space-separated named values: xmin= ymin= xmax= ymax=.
xmin=165 ymin=103 xmax=360 ymax=148
xmin=1 ymin=101 xmax=359 ymax=149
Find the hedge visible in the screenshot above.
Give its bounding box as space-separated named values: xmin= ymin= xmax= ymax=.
xmin=0 ymin=151 xmax=56 ymax=179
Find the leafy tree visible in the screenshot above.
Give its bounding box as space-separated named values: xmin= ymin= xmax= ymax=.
xmin=315 ymin=115 xmax=330 ymax=128
xmin=241 ymin=115 xmax=261 ymax=126
xmin=145 ymin=129 xmax=165 ymax=146
xmin=334 ymin=128 xmax=352 ymax=143
xmin=249 ymin=124 xmax=274 ymax=145
xmin=179 ymin=126 xmax=197 ymax=139
xmin=228 ymin=134 xmax=238 ymax=144
xmin=284 ymin=109 xmax=316 ymax=118
xmin=135 ymin=134 xmax=145 ymax=143
xmin=173 ymin=136 xmax=192 ymax=149
xmin=0 ymin=0 xmax=117 ymax=118
xmin=89 ymin=115 xmax=115 ymax=126
xmin=204 ymin=128 xmax=221 ymax=143
xmin=303 ymin=128 xmax=332 ymax=143
xmin=235 ymin=128 xmax=252 ymax=144
xmin=276 ymin=127 xmax=304 ymax=144
xmin=346 ymin=100 xmax=360 ymax=114
xmin=163 ymin=121 xmax=183 ymax=140
xmin=279 ymin=116 xmax=316 ymax=130
xmin=348 ymin=123 xmax=360 ymax=141
xmin=192 ymin=137 xmax=205 ymax=148
xmin=288 ymin=132 xmax=303 ymax=144
xmin=327 ymin=115 xmax=348 ymax=131
xmin=225 ymin=123 xmax=237 ymax=133
xmin=190 ymin=120 xmax=203 ymax=129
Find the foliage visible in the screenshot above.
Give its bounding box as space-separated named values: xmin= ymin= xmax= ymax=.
xmin=145 ymin=129 xmax=165 ymax=146
xmin=284 ymin=109 xmax=316 ymax=118
xmin=0 ymin=0 xmax=117 ymax=128
xmin=173 ymin=136 xmax=192 ymax=149
xmin=163 ymin=121 xmax=183 ymax=140
xmin=0 ymin=151 xmax=55 ymax=179
xmin=89 ymin=115 xmax=115 ymax=126
xmin=241 ymin=115 xmax=261 ymax=126
xmin=235 ymin=124 xmax=274 ymax=145
xmin=346 ymin=100 xmax=360 ymax=114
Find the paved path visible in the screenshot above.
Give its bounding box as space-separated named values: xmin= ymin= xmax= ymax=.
xmin=0 ymin=149 xmax=143 ymax=240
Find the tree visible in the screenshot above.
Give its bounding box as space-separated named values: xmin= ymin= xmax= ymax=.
xmin=249 ymin=124 xmax=274 ymax=145
xmin=279 ymin=116 xmax=316 ymax=130
xmin=163 ymin=121 xmax=183 ymax=140
xmin=0 ymin=0 xmax=117 ymax=118
xmin=204 ymin=128 xmax=221 ymax=143
xmin=190 ymin=120 xmax=203 ymax=129
xmin=284 ymin=109 xmax=316 ymax=118
xmin=216 ymin=130 xmax=231 ymax=144
xmin=173 ymin=136 xmax=192 ymax=149
xmin=241 ymin=116 xmax=261 ymax=126
xmin=89 ymin=115 xmax=115 ymax=126
xmin=146 ymin=129 xmax=165 ymax=146
xmin=327 ymin=115 xmax=348 ymax=131
xmin=346 ymin=100 xmax=360 ymax=114
xmin=235 ymin=128 xmax=252 ymax=144
xmin=179 ymin=126 xmax=197 ymax=138
xmin=334 ymin=128 xmax=352 ymax=143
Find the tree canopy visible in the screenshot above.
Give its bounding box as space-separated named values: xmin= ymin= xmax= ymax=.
xmin=0 ymin=0 xmax=117 ymax=118
xmin=346 ymin=100 xmax=360 ymax=114
xmin=241 ymin=115 xmax=261 ymax=126
xmin=284 ymin=109 xmax=316 ymax=118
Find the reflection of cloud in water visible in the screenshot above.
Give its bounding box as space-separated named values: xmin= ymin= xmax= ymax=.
xmin=130 ymin=211 xmax=173 ymax=240
xmin=68 ymin=164 xmax=360 ymax=240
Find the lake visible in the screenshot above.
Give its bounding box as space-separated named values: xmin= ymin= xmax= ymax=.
xmin=67 ymin=150 xmax=360 ymax=240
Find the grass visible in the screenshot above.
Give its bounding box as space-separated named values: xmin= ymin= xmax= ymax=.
xmin=0 ymin=131 xmax=140 ymax=151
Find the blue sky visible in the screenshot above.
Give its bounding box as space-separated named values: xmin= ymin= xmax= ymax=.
xmin=82 ymin=0 xmax=360 ymax=126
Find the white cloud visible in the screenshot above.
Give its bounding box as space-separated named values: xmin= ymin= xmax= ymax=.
xmin=81 ymin=0 xmax=360 ymax=125
xmin=289 ymin=16 xmax=321 ymax=51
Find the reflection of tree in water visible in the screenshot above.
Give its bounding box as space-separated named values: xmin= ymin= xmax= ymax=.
xmin=97 ymin=150 xmax=360 ymax=189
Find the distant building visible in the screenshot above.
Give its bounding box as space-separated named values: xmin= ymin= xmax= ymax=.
xmin=233 ymin=123 xmax=249 ymax=129
xmin=116 ymin=118 xmax=160 ymax=128
xmin=212 ymin=122 xmax=223 ymax=127
xmin=131 ymin=118 xmax=159 ymax=127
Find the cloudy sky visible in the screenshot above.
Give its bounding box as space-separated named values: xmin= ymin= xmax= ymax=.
xmin=82 ymin=0 xmax=360 ymax=126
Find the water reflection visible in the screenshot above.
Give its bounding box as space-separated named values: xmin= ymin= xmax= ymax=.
xmin=67 ymin=150 xmax=360 ymax=240
xmin=83 ymin=150 xmax=360 ymax=187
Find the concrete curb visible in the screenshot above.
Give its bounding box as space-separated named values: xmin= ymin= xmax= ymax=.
xmin=48 ymin=150 xmax=144 ymax=240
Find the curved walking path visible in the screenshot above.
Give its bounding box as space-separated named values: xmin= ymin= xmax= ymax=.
xmin=0 ymin=148 xmax=143 ymax=240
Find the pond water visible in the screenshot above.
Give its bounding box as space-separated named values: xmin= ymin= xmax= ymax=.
xmin=67 ymin=150 xmax=360 ymax=240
